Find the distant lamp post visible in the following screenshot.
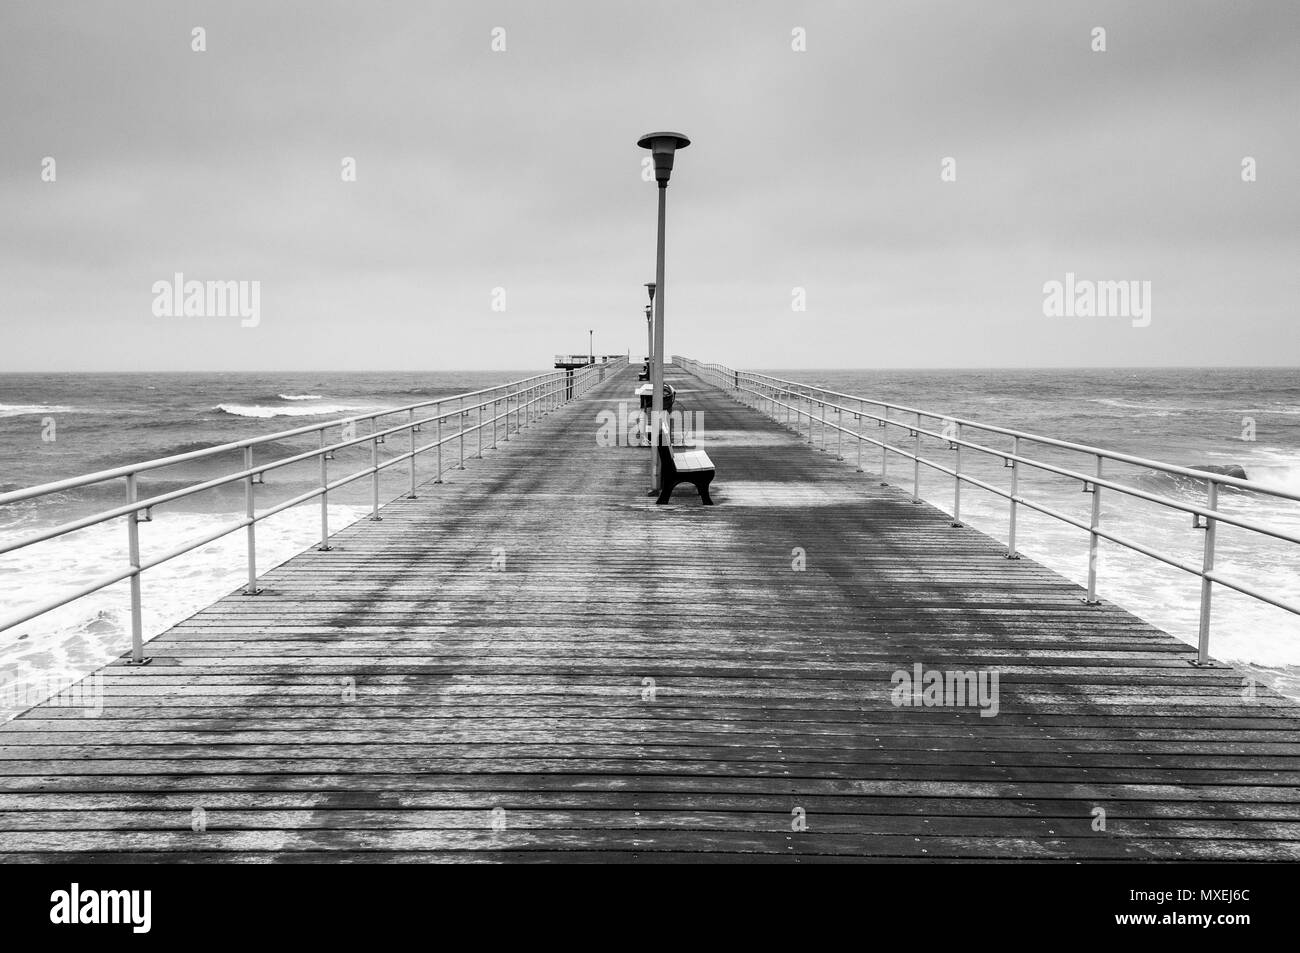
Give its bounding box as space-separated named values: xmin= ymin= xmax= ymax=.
xmin=589 ymin=329 xmax=594 ymax=365
xmin=636 ymin=132 xmax=690 ymax=496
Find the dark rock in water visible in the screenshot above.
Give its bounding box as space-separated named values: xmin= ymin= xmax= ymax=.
xmin=1192 ymin=464 xmax=1247 ymax=480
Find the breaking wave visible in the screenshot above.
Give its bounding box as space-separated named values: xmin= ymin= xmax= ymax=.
xmin=215 ymin=402 xmax=364 ymax=419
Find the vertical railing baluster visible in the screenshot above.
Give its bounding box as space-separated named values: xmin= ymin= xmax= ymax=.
xmin=408 ymin=409 xmax=417 ymax=498
xmin=458 ymin=397 xmax=466 ymax=469
xmin=856 ymin=399 xmax=864 ymax=472
xmin=125 ymin=473 xmax=146 ymax=663
xmin=244 ymin=446 xmax=260 ymax=593
xmin=435 ymin=406 xmax=444 ymax=483
xmin=318 ymin=428 xmax=332 ymax=551
xmin=477 ymin=401 xmax=483 ymax=458
xmin=1085 ymin=455 xmax=1103 ymax=603
xmin=951 ymin=423 xmax=963 ymax=527
xmin=1006 ymin=436 xmax=1020 ymax=559
xmin=880 ymin=406 xmax=889 ymax=485
xmin=370 ymin=418 xmax=382 ymax=521
xmin=911 ymin=413 xmax=922 ymax=503
xmin=1197 ymin=480 xmax=1219 ymax=665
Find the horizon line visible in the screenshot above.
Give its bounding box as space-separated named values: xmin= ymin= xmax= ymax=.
xmin=2 ymin=363 xmax=1299 ymax=375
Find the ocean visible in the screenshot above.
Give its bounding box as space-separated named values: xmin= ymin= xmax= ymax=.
xmin=2 ymin=366 xmax=1299 ymax=710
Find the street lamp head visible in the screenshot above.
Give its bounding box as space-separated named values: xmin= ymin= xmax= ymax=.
xmin=637 ymin=132 xmax=690 ymax=186
xmin=645 ymin=282 xmax=656 ymax=302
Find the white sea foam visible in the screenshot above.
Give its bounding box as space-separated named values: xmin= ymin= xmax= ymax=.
xmin=1087 ymin=398 xmax=1190 ymax=414
xmin=277 ymin=393 xmax=324 ymax=401
xmin=0 ymin=403 xmax=78 ymax=418
xmin=215 ymin=402 xmax=363 ymax=418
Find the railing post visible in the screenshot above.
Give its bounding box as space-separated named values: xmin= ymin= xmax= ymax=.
xmin=855 ymin=399 xmax=864 ymax=472
xmin=407 ymin=408 xmax=418 ymax=498
xmin=911 ymin=413 xmax=922 ymax=503
xmin=318 ymin=429 xmax=332 ymax=551
xmin=435 ymin=406 xmax=444 ymax=483
xmin=457 ymin=397 xmax=466 ymax=469
xmin=477 ymin=401 xmax=483 ymax=458
xmin=880 ymin=406 xmax=889 ymax=485
xmin=951 ymin=423 xmax=963 ymax=527
xmin=492 ymin=397 xmax=499 ymax=449
xmin=243 ymin=446 xmax=261 ymax=594
xmin=1196 ymin=480 xmax=1219 ymax=665
xmin=369 ymin=419 xmax=382 ymax=521
xmin=124 ymin=473 xmax=147 ymax=664
xmin=807 ymin=390 xmax=814 ymax=444
xmin=835 ymin=404 xmax=843 ymax=459
xmin=1085 ymin=455 xmax=1103 ymax=603
xmin=1006 ymin=436 xmax=1020 ymax=559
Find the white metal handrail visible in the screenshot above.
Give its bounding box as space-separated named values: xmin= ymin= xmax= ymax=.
xmin=676 ymin=356 xmax=1300 ymax=664
xmin=0 ymin=363 xmax=608 ymax=661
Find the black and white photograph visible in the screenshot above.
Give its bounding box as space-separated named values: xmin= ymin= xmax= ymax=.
xmin=0 ymin=0 xmax=1296 ymax=932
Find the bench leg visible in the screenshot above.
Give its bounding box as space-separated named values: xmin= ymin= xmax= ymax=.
xmin=698 ymin=473 xmax=714 ymax=505
xmin=656 ymin=480 xmax=674 ymax=505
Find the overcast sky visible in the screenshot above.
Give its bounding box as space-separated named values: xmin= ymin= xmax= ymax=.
xmin=1 ymin=0 xmax=1297 ymax=372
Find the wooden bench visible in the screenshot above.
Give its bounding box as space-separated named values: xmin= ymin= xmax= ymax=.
xmin=655 ymin=426 xmax=715 ymax=505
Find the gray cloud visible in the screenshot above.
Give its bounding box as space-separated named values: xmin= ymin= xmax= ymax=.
xmin=1 ymin=0 xmax=1296 ymax=370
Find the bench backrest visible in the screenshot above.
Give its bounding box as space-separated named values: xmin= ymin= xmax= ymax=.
xmin=655 ymin=424 xmax=677 ymax=477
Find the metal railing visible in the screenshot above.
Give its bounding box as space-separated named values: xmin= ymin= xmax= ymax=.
xmin=677 ymin=357 xmax=1300 ymax=665
xmin=0 ymin=363 xmax=608 ymax=662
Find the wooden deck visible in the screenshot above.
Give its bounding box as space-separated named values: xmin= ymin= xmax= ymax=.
xmin=3 ymin=363 xmax=1299 ymax=862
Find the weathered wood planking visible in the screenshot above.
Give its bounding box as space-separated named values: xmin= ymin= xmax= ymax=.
xmin=2 ymin=363 xmax=1299 ymax=863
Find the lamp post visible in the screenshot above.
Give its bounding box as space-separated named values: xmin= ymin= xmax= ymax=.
xmin=589 ymin=329 xmax=594 ymax=365
xmin=644 ymin=283 xmax=655 ymax=364
xmin=637 ymin=132 xmax=690 ymax=495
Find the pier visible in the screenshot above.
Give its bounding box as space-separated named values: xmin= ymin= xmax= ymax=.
xmin=2 ymin=361 xmax=1299 ymax=862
